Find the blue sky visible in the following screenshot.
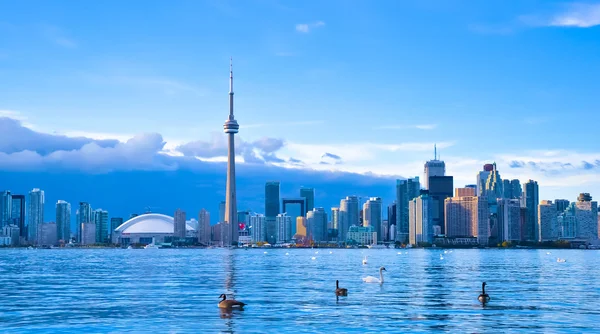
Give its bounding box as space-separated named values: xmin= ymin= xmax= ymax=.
xmin=1 ymin=0 xmax=600 ymax=219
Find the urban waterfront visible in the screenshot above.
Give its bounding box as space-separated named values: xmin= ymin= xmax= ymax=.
xmin=1 ymin=249 xmax=599 ymax=333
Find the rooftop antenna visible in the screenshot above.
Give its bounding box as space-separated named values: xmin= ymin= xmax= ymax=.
xmin=434 ymin=144 xmax=437 ymax=160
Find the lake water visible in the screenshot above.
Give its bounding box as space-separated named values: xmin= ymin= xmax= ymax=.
xmin=1 ymin=248 xmax=599 ymax=333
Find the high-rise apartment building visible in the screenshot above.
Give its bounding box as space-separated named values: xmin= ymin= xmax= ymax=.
xmin=38 ymin=222 xmax=57 ymax=246
xmin=27 ymin=188 xmax=44 ymax=244
xmin=250 ymin=214 xmax=266 ymax=243
xmin=363 ymin=197 xmax=382 ymax=242
xmin=81 ymin=222 xmax=96 ymax=245
xmin=538 ymin=200 xmax=557 ymax=241
xmin=523 ymin=180 xmax=539 ymax=242
xmin=93 ymin=209 xmax=109 ymax=243
xmin=265 ymin=181 xmax=280 ymax=244
xmin=276 ymin=213 xmax=292 ymax=243
xmin=174 ymin=209 xmax=186 ymax=239
xmin=77 ymin=202 xmax=93 ymax=243
xmin=445 ymin=196 xmax=490 ymax=245
xmin=408 ymin=194 xmax=434 ymax=246
xmin=557 ymin=204 xmax=577 ymax=239
xmin=424 ymin=146 xmax=445 ymax=190
xmin=429 ymin=176 xmax=453 ymax=235
xmin=10 ymin=194 xmax=25 ymax=240
xmin=198 ymin=209 xmax=211 ymax=245
xmin=110 ymin=217 xmax=123 ymax=243
xmin=295 ymin=216 xmax=307 ymax=241
xmin=339 ymin=196 xmax=359 ymax=241
xmin=555 ymin=199 xmax=570 ymax=213
xmin=1 ymin=190 xmax=12 ymax=227
xmin=455 ymin=187 xmax=476 ymax=197
xmin=497 ymin=198 xmax=522 ymax=242
xmin=396 ymin=177 xmax=420 ymax=243
xmin=575 ymin=193 xmax=598 ymax=241
xmin=300 ymin=187 xmax=315 ymax=214
xmin=219 ymin=201 xmax=226 ymax=223
xmin=331 ymin=207 xmax=340 ymax=234
xmin=56 ymin=200 xmax=71 ymax=242
xmin=307 ymin=208 xmax=328 ymax=243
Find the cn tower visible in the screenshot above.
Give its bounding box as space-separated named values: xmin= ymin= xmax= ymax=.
xmin=223 ymin=58 xmax=239 ymax=246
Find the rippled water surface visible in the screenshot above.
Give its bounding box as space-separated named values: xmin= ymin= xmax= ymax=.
xmin=1 ymin=248 xmax=600 ymax=333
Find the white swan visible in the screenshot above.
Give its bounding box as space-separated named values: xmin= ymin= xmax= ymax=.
xmin=363 ymin=266 xmax=386 ymax=283
xmin=362 ymin=256 xmax=368 ymax=265
xmin=557 ymin=258 xmax=566 ymax=263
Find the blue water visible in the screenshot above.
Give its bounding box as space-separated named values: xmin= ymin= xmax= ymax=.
xmin=1 ymin=248 xmax=599 ymax=333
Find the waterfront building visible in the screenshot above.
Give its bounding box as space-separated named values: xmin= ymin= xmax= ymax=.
xmin=1 ymin=190 xmax=12 ymax=227
xmin=110 ymin=217 xmax=123 ymax=243
xmin=276 ymin=213 xmax=293 ymax=243
xmin=396 ymin=177 xmax=420 ymax=243
xmin=93 ymin=209 xmax=109 ymax=243
xmin=502 ymin=179 xmax=522 ymax=199
xmin=423 ymin=145 xmax=445 ymax=190
xmin=294 ymin=216 xmax=307 ymax=243
xmin=282 ymin=197 xmax=305 ymax=236
xmin=389 ymin=224 xmax=396 ymax=241
xmin=523 ymin=180 xmax=539 ymax=241
xmin=485 ymin=163 xmax=503 ymax=199
xmin=497 ymin=198 xmax=522 ymax=242
xmin=174 ymin=209 xmax=186 ymax=239
xmin=339 ymin=196 xmax=359 ymax=241
xmin=346 ymin=225 xmax=377 ymax=245
xmin=211 ymin=223 xmax=223 ymax=244
xmin=555 ymin=199 xmax=570 ymax=213
xmin=575 ymin=193 xmax=598 ymax=241
xmin=445 ymin=196 xmax=490 ymax=245
xmin=81 ymin=222 xmax=97 ymax=245
xmin=476 ymin=164 xmax=493 ymax=197
xmin=300 ymin=187 xmax=315 ymax=214
xmin=429 ymin=176 xmax=453 ymax=235
xmin=77 ymin=202 xmax=93 ymax=243
xmin=558 ymin=204 xmax=577 ymax=239
xmin=408 ymin=194 xmax=434 ymax=246
xmin=250 ymin=214 xmax=266 ymax=243
xmin=113 ymin=213 xmax=195 ymax=245
xmin=10 ymin=194 xmax=25 ymax=241
xmin=387 ymin=202 xmax=396 ymax=239
xmin=330 ymin=207 xmax=340 ymax=240
xmin=38 ymin=222 xmax=58 ymax=246
xmin=237 ymin=211 xmax=252 ymax=245
xmin=198 ymin=209 xmax=210 ymax=245
xmin=539 ymin=200 xmax=558 ymax=241
xmin=455 ymin=187 xmax=476 ymax=197
xmin=27 ymin=188 xmax=44 ymax=244
xmin=265 ymin=181 xmax=280 ymax=244
xmin=56 ymin=200 xmax=71 ymax=242
xmin=363 ymin=197 xmax=382 ymax=242
xmin=219 ymin=201 xmax=225 ymax=223
xmin=1 ymin=225 xmax=19 ymax=246
xmin=307 ymin=207 xmax=328 ymax=243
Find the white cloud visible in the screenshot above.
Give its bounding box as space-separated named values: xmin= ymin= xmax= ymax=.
xmin=243 ymin=120 xmax=324 ymax=129
xmin=296 ymin=21 xmax=325 ymax=33
xmin=374 ymin=124 xmax=438 ymax=130
xmin=549 ymin=3 xmax=600 ymax=27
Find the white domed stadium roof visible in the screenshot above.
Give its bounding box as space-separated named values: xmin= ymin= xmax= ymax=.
xmin=114 ymin=213 xmax=195 ymax=234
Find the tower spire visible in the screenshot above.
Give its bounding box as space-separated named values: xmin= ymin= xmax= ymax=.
xmin=229 ymin=57 xmax=234 ymax=119
xmin=434 ymin=144 xmax=437 ymax=160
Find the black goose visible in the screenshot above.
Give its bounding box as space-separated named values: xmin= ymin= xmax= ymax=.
xmin=335 ymin=280 xmax=348 ymax=296
xmin=218 ymin=294 xmax=246 ymax=309
xmin=478 ymin=282 xmax=490 ymax=303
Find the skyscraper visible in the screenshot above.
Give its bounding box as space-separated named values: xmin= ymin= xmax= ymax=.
xmin=198 ymin=209 xmax=211 ymax=245
xmin=387 ymin=202 xmax=396 ymax=236
xmin=444 ymin=195 xmax=489 ymax=245
xmin=300 ymin=187 xmax=315 ymax=214
xmin=497 ymin=198 xmax=522 ymax=242
xmin=429 ymin=176 xmax=453 ymax=235
xmin=56 ymin=200 xmax=71 ymax=242
xmin=476 ymin=164 xmax=494 ymax=197
xmin=331 ymin=207 xmax=340 ymax=232
xmin=110 ymin=217 xmax=123 ymax=243
xmin=282 ymin=197 xmax=305 ymax=235
xmin=423 ymin=145 xmax=445 ymax=190
xmin=223 ymin=58 xmax=240 ymax=247
xmin=11 ymin=194 xmax=25 ymax=240
xmin=502 ymin=179 xmax=522 ymax=199
xmin=455 ymin=187 xmax=476 ymax=197
xmin=93 ymin=209 xmax=109 ymax=243
xmin=174 ymin=209 xmax=186 ymax=239
xmin=575 ymin=193 xmax=598 ymax=241
xmin=339 ymin=196 xmax=359 ymax=241
xmin=538 ymin=200 xmax=557 ymax=241
xmin=523 ymin=179 xmax=539 ymax=242
xmin=1 ymin=190 xmax=12 ymax=227
xmin=27 ymin=188 xmax=44 ymax=244
xmin=555 ymin=199 xmax=570 ymax=213
xmin=363 ymin=197 xmax=382 ymax=242
xmin=77 ymin=202 xmax=93 ymax=243
xmin=306 ymin=208 xmax=328 ymax=243
xmin=396 ymin=177 xmax=420 ymax=243
xmin=219 ymin=201 xmax=225 ymax=223
xmin=485 ymin=163 xmax=503 ymax=199
xmin=250 ymin=213 xmax=266 ymax=243
xmin=408 ymin=193 xmax=434 ymax=246
xmin=276 ymin=213 xmax=292 ymax=243
xmin=265 ymin=181 xmax=280 ymax=244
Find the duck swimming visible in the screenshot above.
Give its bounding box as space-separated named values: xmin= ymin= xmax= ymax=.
xmin=478 ymin=282 xmax=490 ymax=303
xmin=218 ymin=294 xmax=246 ymax=309
xmin=335 ymin=280 xmax=348 ymax=296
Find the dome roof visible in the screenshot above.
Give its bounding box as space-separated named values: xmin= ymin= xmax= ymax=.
xmin=114 ymin=213 xmax=195 ymax=234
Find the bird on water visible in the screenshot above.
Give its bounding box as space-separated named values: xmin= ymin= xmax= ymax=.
xmin=335 ymin=280 xmax=348 ymax=296
xmin=478 ymin=282 xmax=490 ymax=303
xmin=363 ymin=266 xmax=386 ymax=284
xmin=218 ymin=294 xmax=246 ymax=309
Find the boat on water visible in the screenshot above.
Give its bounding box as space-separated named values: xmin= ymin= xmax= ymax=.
xmin=144 ymin=243 xmax=159 ymax=249
xmin=367 ymin=244 xmax=387 ymax=249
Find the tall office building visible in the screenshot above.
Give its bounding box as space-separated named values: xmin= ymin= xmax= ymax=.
xmin=575 ymin=193 xmax=598 ymax=241
xmin=429 ymin=176 xmax=453 ymax=235
xmin=223 ymin=58 xmax=240 ymax=246
xmin=282 ymin=197 xmax=305 ymax=236
xmin=198 ymin=209 xmax=211 ymax=245
xmin=276 ymin=213 xmax=292 ymax=243
xmin=396 ymin=177 xmax=420 ymax=243
xmin=408 ymin=193 xmax=433 ymax=245
xmin=455 ymin=187 xmax=476 ymax=197
xmin=502 ymin=179 xmax=523 ymax=199
xmin=295 ymin=216 xmax=307 ymax=241
xmin=497 ymin=198 xmax=522 ymax=242
xmin=300 ymin=187 xmax=315 ymax=214
xmin=307 ymin=207 xmax=328 ymax=243
xmin=339 ymin=196 xmax=359 ymax=242
xmin=423 ymin=145 xmax=445 ymax=190
xmin=387 ymin=202 xmax=396 ymax=239
xmin=218 ymin=201 xmax=226 ymax=223
xmin=81 ymin=222 xmax=96 ymax=245
xmin=55 ymin=200 xmax=71 ymax=242
xmin=27 ymin=188 xmax=44 ymax=244
xmin=485 ymin=163 xmax=503 ymax=199
xmin=38 ymin=222 xmax=57 ymax=246
xmin=265 ymin=181 xmax=280 ymax=244
xmin=538 ymin=200 xmax=557 ymax=241
xmin=1 ymin=190 xmax=12 ymax=227
xmin=10 ymin=194 xmax=25 ymax=239
xmin=250 ymin=213 xmax=266 ymax=243
xmin=476 ymin=164 xmax=494 ymax=197
xmin=174 ymin=209 xmax=186 ymax=239
xmin=331 ymin=207 xmax=340 ymax=232
xmin=523 ymin=180 xmax=539 ymax=242
xmin=363 ymin=197 xmax=382 ymax=242
xmin=445 ymin=196 xmax=490 ymax=245
xmin=555 ymin=199 xmax=570 ymax=213
xmin=77 ymin=202 xmax=93 ymax=243
xmin=557 ymin=204 xmax=577 ymax=239
xmin=93 ymin=209 xmax=109 ymax=243
xmin=110 ymin=217 xmax=123 ymax=243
